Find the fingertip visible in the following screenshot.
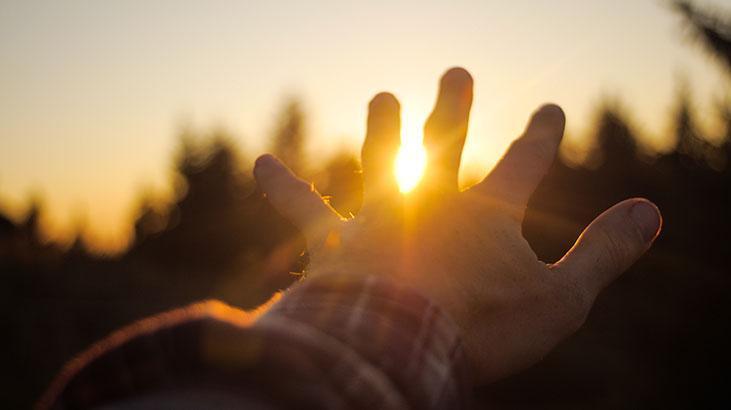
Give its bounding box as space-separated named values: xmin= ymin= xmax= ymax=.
xmin=367 ymin=92 xmax=401 ymax=131
xmin=254 ymin=154 xmax=277 ymax=175
xmin=532 ymin=103 xmax=566 ymax=130
xmin=421 ymin=67 xmax=474 ymax=192
xmin=367 ymin=93 xmax=401 ymax=130
xmin=628 ymin=198 xmax=662 ymax=243
xmin=441 ymin=67 xmax=473 ymax=87
xmin=369 ymin=92 xmax=400 ymax=111
xmin=522 ymin=104 xmax=565 ymax=145
xmin=254 ymin=154 xmax=291 ymax=184
xmin=363 ymin=92 xmax=402 ymax=204
xmin=255 ymin=153 xmax=276 ymax=167
xmin=537 ymin=103 xmax=565 ymax=123
xmin=437 ymin=67 xmax=474 ymax=107
xmin=430 ymin=67 xmax=474 ymax=121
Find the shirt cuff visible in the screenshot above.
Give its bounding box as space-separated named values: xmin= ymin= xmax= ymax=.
xmin=260 ymin=273 xmax=471 ymax=409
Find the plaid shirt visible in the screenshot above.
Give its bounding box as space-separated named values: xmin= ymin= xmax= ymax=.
xmin=37 ymin=274 xmax=471 ymax=409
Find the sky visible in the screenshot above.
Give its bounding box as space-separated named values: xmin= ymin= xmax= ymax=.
xmin=1 ymin=0 xmax=729 ymax=252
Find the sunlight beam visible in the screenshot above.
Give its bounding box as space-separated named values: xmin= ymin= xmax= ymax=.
xmin=395 ymin=120 xmax=427 ymax=193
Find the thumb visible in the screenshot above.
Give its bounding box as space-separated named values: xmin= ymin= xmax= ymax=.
xmin=254 ymin=154 xmax=343 ymax=247
xmin=553 ymin=198 xmax=662 ymax=295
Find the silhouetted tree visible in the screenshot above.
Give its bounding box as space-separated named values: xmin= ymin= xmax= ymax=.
xmin=719 ymin=98 xmax=731 ymax=150
xmin=132 ymin=197 xmax=167 ymax=245
xmin=671 ymin=85 xmax=727 ymax=169
xmin=0 ymin=212 xmax=18 ymax=264
xmin=591 ymin=102 xmax=638 ymax=167
xmin=270 ymin=99 xmax=307 ymax=175
xmin=673 ymin=0 xmax=731 ymax=72
xmin=141 ymin=133 xmax=254 ymax=273
xmin=22 ymin=200 xmax=42 ymax=244
xmin=314 ymin=151 xmax=363 ymax=217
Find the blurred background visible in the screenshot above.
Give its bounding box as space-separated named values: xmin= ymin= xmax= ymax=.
xmin=1 ymin=0 xmax=730 ymax=408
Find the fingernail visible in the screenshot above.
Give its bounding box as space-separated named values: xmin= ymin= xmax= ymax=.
xmin=629 ymin=200 xmax=662 ymax=243
xmin=439 ymin=68 xmax=473 ymax=109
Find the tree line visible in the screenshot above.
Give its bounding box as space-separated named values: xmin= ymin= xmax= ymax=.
xmin=2 ymin=1 xmax=730 ymax=408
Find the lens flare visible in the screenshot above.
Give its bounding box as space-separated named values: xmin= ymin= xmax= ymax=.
xmin=395 ymin=124 xmax=427 ymax=193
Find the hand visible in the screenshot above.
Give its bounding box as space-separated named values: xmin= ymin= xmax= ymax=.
xmin=253 ymin=67 xmax=662 ymax=384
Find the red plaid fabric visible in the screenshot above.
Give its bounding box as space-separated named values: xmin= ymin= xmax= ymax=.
xmin=37 ymin=274 xmax=471 ymax=409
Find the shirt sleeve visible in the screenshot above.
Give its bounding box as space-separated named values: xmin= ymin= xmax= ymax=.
xmin=37 ymin=274 xmax=471 ymax=410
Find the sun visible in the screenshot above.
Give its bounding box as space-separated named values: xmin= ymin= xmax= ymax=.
xmin=394 ymin=123 xmax=427 ymax=193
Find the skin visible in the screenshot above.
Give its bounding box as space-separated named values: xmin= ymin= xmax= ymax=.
xmin=253 ymin=67 xmax=662 ymax=385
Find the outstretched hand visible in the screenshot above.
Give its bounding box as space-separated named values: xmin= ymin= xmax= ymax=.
xmin=253 ymin=67 xmax=662 ymax=384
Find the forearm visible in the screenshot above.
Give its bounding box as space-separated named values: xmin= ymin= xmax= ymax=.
xmin=38 ymin=275 xmax=470 ymax=409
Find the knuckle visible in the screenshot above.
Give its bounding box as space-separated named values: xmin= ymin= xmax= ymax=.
xmin=555 ymin=279 xmax=592 ymax=333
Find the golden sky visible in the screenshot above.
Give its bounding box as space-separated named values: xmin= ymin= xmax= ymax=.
xmin=0 ymin=0 xmax=728 ymax=251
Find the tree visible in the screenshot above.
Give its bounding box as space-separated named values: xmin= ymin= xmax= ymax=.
xmin=587 ymin=101 xmax=639 ymax=168
xmin=673 ymin=1 xmax=731 ymax=73
xmin=671 ymin=85 xmax=726 ymax=169
xmin=22 ymin=199 xmax=42 ymax=246
xmin=313 ymin=151 xmax=362 ymax=217
xmin=147 ymin=132 xmax=253 ymax=272
xmin=270 ymin=99 xmax=307 ymax=175
xmin=132 ymin=197 xmax=167 ymax=245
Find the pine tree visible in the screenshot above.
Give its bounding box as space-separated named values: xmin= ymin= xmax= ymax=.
xmin=270 ymin=99 xmax=307 ymax=174
xmin=673 ymin=1 xmax=731 ymax=73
